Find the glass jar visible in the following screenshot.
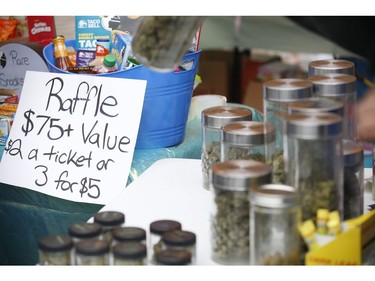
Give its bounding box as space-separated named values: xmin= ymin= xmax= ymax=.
xmin=343 ymin=139 xmax=364 ymax=220
xmin=288 ymin=97 xmax=344 ymax=116
xmin=149 ymin=219 xmax=182 ymax=264
xmin=112 ymin=226 xmax=147 ymax=246
xmin=93 ymin=211 xmax=125 ymax=243
xmin=113 ymin=241 xmax=147 ymax=265
xmin=308 ymin=73 xmax=357 ymax=140
xmin=285 ymin=112 xmax=344 ymax=222
xmin=210 ymin=159 xmax=272 ymax=265
xmin=221 ymin=120 xmax=278 ymax=182
xmin=249 ymin=183 xmax=302 ymax=265
xmin=161 ymin=230 xmax=197 ymax=265
xmin=308 ymin=59 xmax=355 ymax=76
xmin=155 ymin=249 xmax=192 ymax=265
xmin=263 ymin=78 xmax=313 ymax=184
xmin=68 ymin=222 xmax=103 ymax=243
xmin=74 ymin=239 xmax=110 ymax=265
xmin=38 ymin=235 xmax=73 ymax=265
xmin=131 ymin=16 xmax=204 ymax=71
xmin=201 ymin=105 xmax=252 ymax=189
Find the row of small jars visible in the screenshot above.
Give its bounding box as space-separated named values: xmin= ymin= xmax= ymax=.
xmin=38 ymin=210 xmax=196 ymax=266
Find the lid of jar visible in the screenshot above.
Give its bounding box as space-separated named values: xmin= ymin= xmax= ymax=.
xmin=75 ymin=239 xmax=110 ymax=256
xmin=289 ymin=97 xmax=344 ymax=116
xmin=112 ymin=226 xmax=146 ymax=242
xmin=155 ymin=249 xmax=192 ymax=265
xmin=103 ymin=54 xmax=117 ymax=67
xmin=307 ymin=73 xmax=356 ymax=96
xmin=285 ymin=112 xmax=342 ymax=139
xmin=222 ymin=121 xmax=275 ymax=145
xmin=308 ymin=59 xmax=355 ymax=76
xmin=68 ymin=222 xmax=102 ymax=239
xmin=162 ymin=230 xmax=196 ymax=247
xmin=38 ymin=235 xmax=73 ymax=252
xmin=113 ymin=242 xmax=147 ymax=259
xmin=150 ymin=220 xmax=182 ymax=235
xmin=249 ymin=184 xmax=300 ymax=208
xmin=201 ymin=106 xmax=252 ymax=129
xmin=93 ymin=211 xmax=125 ymax=227
xmin=211 ymin=160 xmax=272 ymax=191
xmin=343 ymin=139 xmax=364 ymax=166
xmin=263 ymin=78 xmax=313 ymax=102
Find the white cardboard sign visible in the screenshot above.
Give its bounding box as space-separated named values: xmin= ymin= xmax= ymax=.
xmin=0 ymin=70 xmax=146 ymax=205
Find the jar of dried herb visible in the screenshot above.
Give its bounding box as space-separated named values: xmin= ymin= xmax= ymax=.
xmin=149 ymin=219 xmax=182 ymax=264
xmin=285 ymin=112 xmax=344 ymax=222
xmin=210 ymin=159 xmax=272 ymax=265
xmin=308 ymin=59 xmax=355 ymax=76
xmin=38 ymin=235 xmax=73 ymax=265
xmin=221 ymin=121 xmax=276 ymax=166
xmin=113 ymin=241 xmax=147 ymax=265
xmin=201 ymin=105 xmax=252 ymax=189
xmin=249 ymin=183 xmax=302 ymax=265
xmin=263 ymin=78 xmax=313 ymax=184
xmin=74 ymin=239 xmax=110 ymax=265
xmin=343 ymin=139 xmax=364 ymax=220
xmin=308 ymin=73 xmax=357 ymax=141
xmin=93 ymin=211 xmax=125 ymax=243
xmin=161 ymin=229 xmax=197 ymax=265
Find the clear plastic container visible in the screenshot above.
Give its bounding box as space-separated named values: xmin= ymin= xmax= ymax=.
xmin=249 ymin=184 xmax=302 ymax=265
xmin=284 ymin=112 xmax=344 ymax=222
xmin=161 ymin=230 xmax=197 ymax=265
xmin=210 ymin=159 xmax=272 ymax=265
xmin=263 ymin=78 xmax=313 ymax=184
xmin=91 ymin=54 xmax=118 ymax=74
xmin=149 ymin=219 xmax=182 ymax=264
xmin=113 ymin=241 xmax=147 ymax=265
xmin=343 ymin=139 xmax=364 ymax=220
xmin=38 ymin=235 xmax=73 ymax=265
xmin=308 ymin=73 xmax=357 ymax=140
xmin=74 ymin=239 xmax=110 ymax=265
xmin=201 ymin=105 xmax=252 ymax=189
xmin=308 ymin=59 xmax=355 ymax=76
xmin=131 ymin=16 xmax=204 ymax=72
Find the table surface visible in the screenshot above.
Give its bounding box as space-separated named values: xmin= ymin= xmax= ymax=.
xmin=93 ymin=157 xmax=375 ymax=265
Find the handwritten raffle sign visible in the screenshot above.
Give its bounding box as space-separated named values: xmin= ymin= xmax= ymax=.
xmin=0 ymin=71 xmax=146 ymax=204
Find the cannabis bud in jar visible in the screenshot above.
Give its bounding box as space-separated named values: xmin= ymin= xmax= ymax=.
xmin=210 ymin=159 xmax=272 ymax=265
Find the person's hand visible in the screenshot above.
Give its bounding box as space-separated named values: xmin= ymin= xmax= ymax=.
xmin=357 ymin=87 xmax=375 ymax=141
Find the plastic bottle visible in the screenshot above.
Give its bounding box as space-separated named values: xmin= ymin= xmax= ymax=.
xmin=91 ymin=54 xmax=118 ymax=74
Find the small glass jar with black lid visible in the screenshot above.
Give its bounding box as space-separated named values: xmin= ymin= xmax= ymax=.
xmin=155 ymin=249 xmax=192 ymax=265
xmin=149 ymin=219 xmax=182 ymax=264
xmin=74 ymin=239 xmax=110 ymax=265
xmin=201 ymin=105 xmax=252 ymax=189
xmin=93 ymin=211 xmax=125 ymax=243
xmin=38 ymin=235 xmax=73 ymax=265
xmin=161 ymin=230 xmax=197 ymax=265
xmin=68 ymin=222 xmax=103 ymax=243
xmin=112 ymin=226 xmax=147 ymax=246
xmin=210 ymin=159 xmax=272 ymax=265
xmin=113 ymin=241 xmax=147 ymax=265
